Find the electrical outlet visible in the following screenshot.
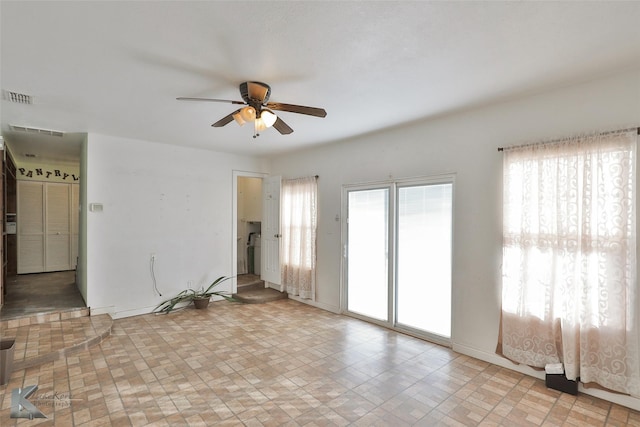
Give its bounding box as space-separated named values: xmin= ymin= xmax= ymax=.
xmin=150 ymin=253 xmax=156 ymax=261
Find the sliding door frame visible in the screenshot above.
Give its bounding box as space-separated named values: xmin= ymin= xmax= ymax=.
xmin=341 ymin=174 xmax=455 ymax=347
xmin=342 ymin=182 xmax=396 ymax=326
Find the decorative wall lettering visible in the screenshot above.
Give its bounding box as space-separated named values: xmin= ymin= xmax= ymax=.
xmin=18 ymin=167 xmax=79 ymax=181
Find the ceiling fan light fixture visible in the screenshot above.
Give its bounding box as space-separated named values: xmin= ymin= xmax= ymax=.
xmin=260 ymin=109 xmax=277 ymax=128
xmin=255 ymin=119 xmax=267 ymax=133
xmin=254 ymin=110 xmax=277 ymax=134
xmin=232 ymin=111 xmax=246 ymax=126
xmin=239 ymin=106 xmax=256 ymax=123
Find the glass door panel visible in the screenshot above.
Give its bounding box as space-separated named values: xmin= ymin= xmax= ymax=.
xmin=396 ymin=183 xmax=452 ymax=337
xmin=346 ymin=188 xmax=389 ymax=321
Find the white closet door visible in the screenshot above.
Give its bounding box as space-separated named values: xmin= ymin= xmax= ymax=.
xmin=17 ymin=181 xmax=76 ymax=273
xmin=45 ymin=183 xmax=71 ymax=271
xmin=18 ymin=181 xmax=45 ymax=273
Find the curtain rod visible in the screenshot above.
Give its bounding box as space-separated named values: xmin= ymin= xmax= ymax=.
xmin=497 ymin=127 xmax=640 ymax=152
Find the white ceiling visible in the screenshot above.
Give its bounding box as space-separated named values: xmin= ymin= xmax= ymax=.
xmin=2 ymin=1 xmax=640 ymax=163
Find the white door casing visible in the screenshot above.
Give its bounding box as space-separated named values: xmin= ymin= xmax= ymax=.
xmin=262 ymin=176 xmax=281 ymax=288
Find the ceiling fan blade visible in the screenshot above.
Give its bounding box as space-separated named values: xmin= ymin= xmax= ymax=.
xmin=272 ymin=117 xmax=294 ymax=135
xmin=177 ymin=97 xmax=245 ymax=105
xmin=212 ymin=109 xmax=241 ymax=127
xmin=266 ymin=102 xmax=327 ymax=118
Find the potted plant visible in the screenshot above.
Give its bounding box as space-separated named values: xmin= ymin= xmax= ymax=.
xmin=153 ymin=276 xmax=237 ymax=314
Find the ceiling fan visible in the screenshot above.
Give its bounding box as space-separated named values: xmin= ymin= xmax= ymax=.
xmin=177 ymin=81 xmax=327 ymax=138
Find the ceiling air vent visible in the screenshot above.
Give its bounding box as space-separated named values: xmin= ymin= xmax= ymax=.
xmin=9 ymin=124 xmax=64 ymax=137
xmin=3 ymin=90 xmax=33 ymax=104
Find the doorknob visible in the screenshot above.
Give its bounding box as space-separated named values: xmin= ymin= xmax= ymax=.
xmin=274 ymin=234 xmax=281 ymax=238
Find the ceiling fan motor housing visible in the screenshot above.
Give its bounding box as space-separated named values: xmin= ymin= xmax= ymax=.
xmin=240 ymin=81 xmax=271 ymax=105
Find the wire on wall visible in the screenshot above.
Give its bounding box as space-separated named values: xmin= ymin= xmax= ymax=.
xmin=150 ymin=256 xmax=162 ymax=296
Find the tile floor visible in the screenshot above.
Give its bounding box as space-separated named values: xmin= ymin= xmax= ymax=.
xmin=2 ymin=313 xmax=112 ymax=371
xmin=1 ymin=271 xmax=85 ymax=320
xmin=2 ymin=300 xmax=640 ymax=426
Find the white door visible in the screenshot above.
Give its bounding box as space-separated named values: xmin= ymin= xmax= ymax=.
xmin=262 ymin=176 xmax=281 ymax=287
xmin=17 ymin=181 xmax=45 ymax=273
xmin=45 ymin=183 xmax=71 ymax=271
xmin=17 ymin=181 xmax=76 ymax=273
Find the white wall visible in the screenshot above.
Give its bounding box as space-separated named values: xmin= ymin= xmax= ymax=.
xmin=238 ymin=176 xmax=263 ymax=223
xmin=78 ymin=135 xmax=88 ymax=302
xmin=85 ymin=133 xmax=269 ymax=318
xmin=270 ymin=68 xmax=640 ymax=407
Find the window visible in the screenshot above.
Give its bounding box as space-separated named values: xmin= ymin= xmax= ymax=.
xmin=281 ymin=177 xmax=317 ymax=299
xmin=499 ymin=129 xmax=639 ymax=396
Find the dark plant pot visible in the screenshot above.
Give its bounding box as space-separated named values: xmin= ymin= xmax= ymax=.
xmin=193 ymin=297 xmax=210 ymax=309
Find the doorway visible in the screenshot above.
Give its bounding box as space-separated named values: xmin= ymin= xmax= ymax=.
xmin=0 ymin=138 xmax=84 ymax=320
xmin=232 ymin=171 xmax=267 ymax=293
xmin=343 ymin=176 xmax=454 ymax=344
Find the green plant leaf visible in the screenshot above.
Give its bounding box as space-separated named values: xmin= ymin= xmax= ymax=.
xmin=152 ymin=275 xmax=239 ymax=313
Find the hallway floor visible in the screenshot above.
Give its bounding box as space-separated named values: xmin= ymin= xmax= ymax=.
xmin=0 ymin=271 xmax=85 ymax=320
xmin=1 ymin=299 xmax=638 ymax=426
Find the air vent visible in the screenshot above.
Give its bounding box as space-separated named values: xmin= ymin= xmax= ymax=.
xmin=3 ymin=90 xmax=33 ymax=104
xmin=9 ymin=124 xmax=64 ymax=137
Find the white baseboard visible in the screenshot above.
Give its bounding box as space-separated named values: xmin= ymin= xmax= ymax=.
xmin=286 ymin=294 xmax=341 ymax=314
xmin=89 ymin=306 xmax=115 ymax=316
xmin=110 ymin=305 xmax=156 ymax=319
xmin=453 ymin=343 xmax=640 ymax=411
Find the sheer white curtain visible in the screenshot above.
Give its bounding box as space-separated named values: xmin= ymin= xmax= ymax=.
xmin=281 ymin=176 xmax=317 ymax=299
xmin=499 ymin=129 xmax=640 ymax=396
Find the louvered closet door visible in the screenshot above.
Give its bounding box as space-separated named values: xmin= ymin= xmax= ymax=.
xmin=18 ymin=181 xmax=45 ymax=273
xmin=45 ymin=183 xmax=71 ymax=271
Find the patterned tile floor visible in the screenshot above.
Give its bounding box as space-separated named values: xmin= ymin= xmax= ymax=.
xmin=2 ymin=313 xmax=113 ymax=371
xmin=1 ymin=299 xmax=639 ymax=426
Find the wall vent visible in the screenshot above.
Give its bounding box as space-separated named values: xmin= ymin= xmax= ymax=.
xmin=3 ymin=90 xmax=33 ymax=104
xmin=9 ymin=124 xmax=64 ymax=137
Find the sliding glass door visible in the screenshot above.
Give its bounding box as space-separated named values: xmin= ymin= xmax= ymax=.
xmin=346 ymin=188 xmax=389 ymax=321
xmin=396 ymin=183 xmax=452 ymax=337
xmin=344 ymin=178 xmax=453 ymax=341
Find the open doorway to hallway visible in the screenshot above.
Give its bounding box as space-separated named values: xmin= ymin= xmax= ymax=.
xmin=233 ymin=172 xmax=288 ymax=304
xmin=0 ymin=134 xmax=85 ymax=320
xmin=236 ymin=175 xmax=263 ymax=291
xmin=0 ymin=271 xmax=84 ymax=319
